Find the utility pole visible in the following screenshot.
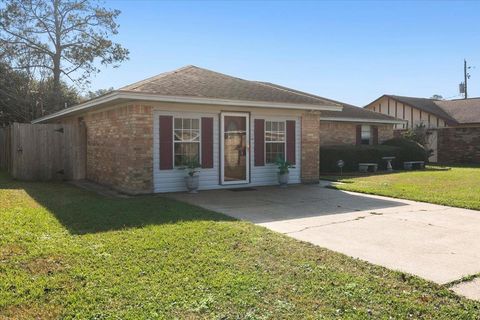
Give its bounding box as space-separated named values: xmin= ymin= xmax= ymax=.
xmin=464 ymin=59 xmax=468 ymax=99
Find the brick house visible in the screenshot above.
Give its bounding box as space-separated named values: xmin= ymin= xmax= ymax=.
xmin=33 ymin=66 xmax=401 ymax=194
xmin=365 ymin=95 xmax=480 ymax=163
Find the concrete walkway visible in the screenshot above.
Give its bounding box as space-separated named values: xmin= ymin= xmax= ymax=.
xmin=168 ymin=184 xmax=480 ymax=299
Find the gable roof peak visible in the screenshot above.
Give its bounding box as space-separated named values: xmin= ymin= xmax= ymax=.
xmin=372 ymin=94 xmax=457 ymax=124
xmin=118 ymin=65 xmax=343 ymax=107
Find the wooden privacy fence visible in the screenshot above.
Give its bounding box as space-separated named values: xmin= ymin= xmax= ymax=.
xmin=0 ymin=126 xmax=12 ymax=172
xmin=0 ymin=123 xmax=86 ymax=181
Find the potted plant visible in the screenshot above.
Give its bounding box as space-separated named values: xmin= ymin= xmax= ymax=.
xmin=275 ymin=156 xmax=294 ymax=188
xmin=179 ymin=158 xmax=201 ymax=193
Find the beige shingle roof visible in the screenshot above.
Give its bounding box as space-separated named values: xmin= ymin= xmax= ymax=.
xmin=32 ymin=65 xmax=345 ymax=123
xmin=120 ymin=65 xmax=341 ymax=107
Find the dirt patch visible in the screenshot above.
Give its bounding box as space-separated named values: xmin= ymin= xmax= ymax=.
xmin=0 ymin=244 xmax=26 ymax=261
xmin=23 ymin=256 xmax=64 ymax=275
xmin=0 ymin=303 xmax=62 ymax=320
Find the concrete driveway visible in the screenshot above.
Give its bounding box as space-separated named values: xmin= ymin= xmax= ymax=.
xmin=168 ymin=184 xmax=480 ymax=295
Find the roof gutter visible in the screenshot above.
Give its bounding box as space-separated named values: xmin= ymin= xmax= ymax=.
xmin=320 ymin=116 xmax=407 ymax=125
xmin=32 ymin=91 xmax=343 ymax=123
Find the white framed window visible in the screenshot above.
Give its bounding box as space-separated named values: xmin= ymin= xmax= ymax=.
xmin=265 ymin=121 xmax=285 ymax=163
xmin=361 ymin=125 xmax=371 ymax=145
xmin=174 ymin=117 xmax=200 ymax=166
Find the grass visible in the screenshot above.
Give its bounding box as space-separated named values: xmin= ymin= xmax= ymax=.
xmin=0 ymin=171 xmax=479 ymax=319
xmin=322 ymin=165 xmax=480 ymax=210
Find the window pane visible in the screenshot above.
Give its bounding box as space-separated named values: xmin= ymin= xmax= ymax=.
xmin=265 ymin=142 xmax=285 ymax=164
xmin=179 ymin=129 xmax=200 ymax=142
xmin=192 ymin=119 xmax=199 ymax=129
xmin=361 ymin=125 xmax=371 ymax=145
xmin=173 ymin=118 xmax=201 ymax=142
xmin=361 ymin=125 xmax=371 ymax=136
xmin=272 ymin=122 xmax=277 ymax=131
xmin=174 ymin=118 xmax=182 ymax=129
xmin=191 ymin=130 xmax=200 ymax=142
xmin=183 ymin=118 xmax=191 ymax=129
xmin=174 ymin=142 xmax=199 ymax=166
xmin=265 ymin=121 xmax=286 ymax=143
xmin=272 ymin=132 xmax=278 ymax=142
xmin=182 ymin=130 xmax=193 ymax=141
xmin=174 ymin=130 xmax=182 ymax=141
xmin=265 ymin=132 xmax=272 ymax=142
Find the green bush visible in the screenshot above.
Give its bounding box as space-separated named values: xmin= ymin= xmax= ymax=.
xmin=381 ymin=138 xmax=428 ymax=167
xmin=320 ymin=138 xmax=428 ymax=173
xmin=320 ymin=144 xmax=400 ymax=173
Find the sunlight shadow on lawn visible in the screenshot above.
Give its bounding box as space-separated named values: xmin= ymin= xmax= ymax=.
xmin=0 ymin=172 xmax=233 ymax=235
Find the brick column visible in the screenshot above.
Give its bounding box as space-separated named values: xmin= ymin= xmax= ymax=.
xmin=301 ymin=111 xmax=321 ymax=183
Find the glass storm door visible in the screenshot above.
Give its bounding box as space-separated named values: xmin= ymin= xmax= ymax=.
xmin=221 ymin=113 xmax=249 ymax=184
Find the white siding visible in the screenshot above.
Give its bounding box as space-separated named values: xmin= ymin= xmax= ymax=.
xmin=153 ymin=106 xmax=301 ymax=193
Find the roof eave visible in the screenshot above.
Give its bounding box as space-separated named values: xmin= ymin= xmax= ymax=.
xmin=320 ymin=116 xmax=407 ymax=125
xmin=32 ymin=91 xmax=343 ymax=124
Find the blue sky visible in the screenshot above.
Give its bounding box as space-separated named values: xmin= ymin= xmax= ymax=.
xmin=91 ymin=0 xmax=480 ymax=106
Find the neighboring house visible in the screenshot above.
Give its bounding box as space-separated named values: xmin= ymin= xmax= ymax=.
xmin=365 ymin=95 xmax=480 ymax=163
xmin=33 ymin=66 xmax=400 ymax=194
xmin=320 ymin=102 xmax=402 ymax=146
xmin=260 ymin=84 xmax=404 ymax=146
xmin=364 ymin=95 xmax=457 ymax=130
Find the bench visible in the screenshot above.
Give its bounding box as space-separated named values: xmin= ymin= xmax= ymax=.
xmin=403 ymin=161 xmax=425 ymax=170
xmin=359 ymin=163 xmax=378 ymax=173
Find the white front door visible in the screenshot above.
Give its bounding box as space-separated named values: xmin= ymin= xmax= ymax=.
xmin=220 ymin=112 xmax=250 ymax=185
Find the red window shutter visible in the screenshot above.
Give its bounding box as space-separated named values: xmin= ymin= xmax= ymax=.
xmin=356 ymin=125 xmax=362 ymax=145
xmin=254 ymin=119 xmax=265 ymax=166
xmin=286 ymin=120 xmax=296 ymax=164
xmin=201 ymin=117 xmax=214 ymax=168
xmin=159 ymin=116 xmax=173 ymax=170
xmin=372 ymin=126 xmax=379 ymax=145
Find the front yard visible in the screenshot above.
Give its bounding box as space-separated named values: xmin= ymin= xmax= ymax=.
xmin=1 ymin=171 xmax=479 ymax=319
xmin=323 ymin=165 xmax=480 ymax=210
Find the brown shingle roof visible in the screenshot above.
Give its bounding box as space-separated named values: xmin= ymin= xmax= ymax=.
xmin=434 ymin=98 xmax=480 ymax=124
xmin=381 ymin=95 xmax=458 ymax=124
xmin=370 ymin=95 xmax=480 ymax=125
xmin=260 ymin=82 xmax=402 ymax=123
xmin=120 ymin=65 xmax=341 ymax=107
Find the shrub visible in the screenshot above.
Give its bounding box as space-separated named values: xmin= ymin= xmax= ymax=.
xmin=320 ymin=144 xmax=400 ymax=173
xmin=319 ymin=138 xmax=429 ymax=173
xmin=381 ymin=138 xmax=428 ymax=167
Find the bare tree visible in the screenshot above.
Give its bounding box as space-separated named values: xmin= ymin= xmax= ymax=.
xmin=0 ymin=0 xmax=128 ymax=109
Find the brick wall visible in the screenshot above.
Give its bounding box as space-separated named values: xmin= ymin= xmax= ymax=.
xmin=61 ymin=104 xmax=153 ymax=194
xmin=301 ymin=112 xmax=321 ymax=183
xmin=320 ymin=121 xmax=394 ymax=145
xmin=437 ymin=126 xmax=480 ymax=163
xmin=57 ymin=105 xmax=396 ymax=192
xmin=378 ymin=124 xmax=394 ymax=143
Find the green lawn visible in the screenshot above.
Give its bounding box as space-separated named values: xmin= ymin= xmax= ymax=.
xmin=323 ymin=165 xmax=480 ymax=210
xmin=0 ymin=172 xmax=479 ymax=319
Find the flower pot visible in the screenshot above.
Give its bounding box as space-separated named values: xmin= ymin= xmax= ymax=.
xmin=278 ymin=172 xmax=289 ymax=188
xmin=185 ymin=175 xmax=199 ymax=193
